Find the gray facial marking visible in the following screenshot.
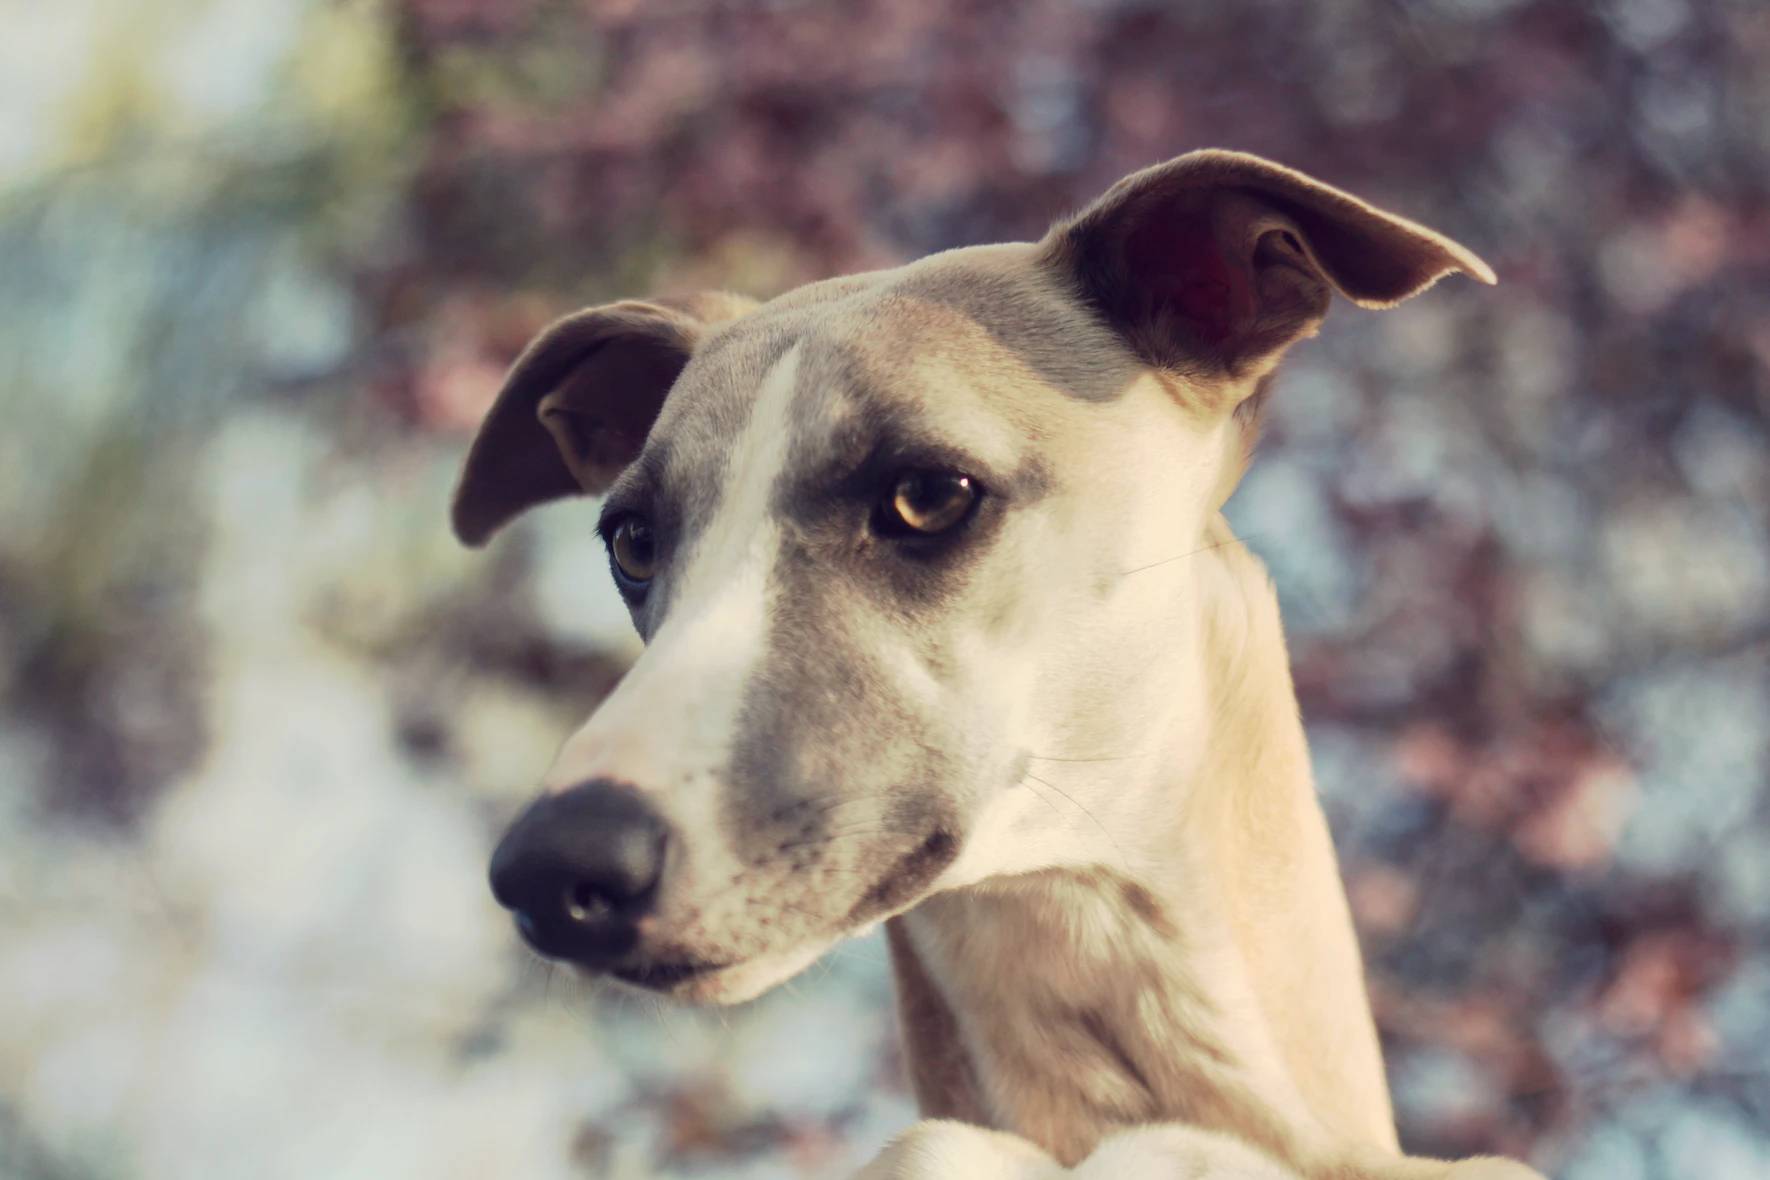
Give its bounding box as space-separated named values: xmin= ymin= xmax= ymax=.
xmin=643 ymin=260 xmax=1118 ymax=945
xmin=887 ymin=254 xmax=1142 ymax=405
xmin=619 ymin=326 xmax=808 ymax=625
xmin=719 ymin=524 xmax=961 ymax=875
xmin=625 ymin=274 xmax=897 ymax=630
xmin=841 ymin=827 xmax=960 ymax=928
xmin=651 ymin=331 xmax=790 ymax=533
xmin=713 ymin=331 xmax=981 ymax=894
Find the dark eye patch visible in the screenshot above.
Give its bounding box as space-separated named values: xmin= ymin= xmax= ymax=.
xmin=815 ymin=423 xmax=1003 ymax=510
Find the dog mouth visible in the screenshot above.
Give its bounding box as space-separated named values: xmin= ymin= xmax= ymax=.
xmin=608 ymin=957 xmax=729 ymax=991
xmin=509 ymin=824 xmax=965 ymax=1004
xmin=608 ymin=827 xmax=961 ymax=997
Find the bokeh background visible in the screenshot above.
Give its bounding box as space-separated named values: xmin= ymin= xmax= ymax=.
xmin=3 ymin=1 xmax=1768 ymax=1177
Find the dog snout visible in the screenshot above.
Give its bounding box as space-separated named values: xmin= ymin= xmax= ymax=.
xmin=488 ymin=780 xmax=671 ymax=966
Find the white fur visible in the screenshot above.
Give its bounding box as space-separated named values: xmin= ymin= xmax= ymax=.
xmin=544 ymin=347 xmax=804 ymax=916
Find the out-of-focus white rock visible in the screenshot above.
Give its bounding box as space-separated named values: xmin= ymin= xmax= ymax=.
xmin=1600 ymin=658 xmax=1769 ymax=877
xmin=1601 ymin=497 xmax=1770 ymax=647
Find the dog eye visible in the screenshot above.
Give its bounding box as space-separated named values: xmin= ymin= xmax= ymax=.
xmin=877 ymin=470 xmax=980 ymax=537
xmin=607 ymin=516 xmax=657 ymax=586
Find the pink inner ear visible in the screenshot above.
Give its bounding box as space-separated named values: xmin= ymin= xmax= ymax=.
xmin=1126 ymin=217 xmax=1256 ymax=345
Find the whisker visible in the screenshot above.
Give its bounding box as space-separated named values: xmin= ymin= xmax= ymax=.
xmin=1017 ymin=775 xmax=1070 ymax=823
xmin=1023 ymin=772 xmax=1128 ymax=865
xmin=1026 ymin=752 xmax=1152 ymax=764
xmin=1117 ymin=531 xmax=1250 ymax=578
xmin=765 ymin=794 xmax=878 ymax=823
xmin=770 ymin=820 xmax=928 ymax=855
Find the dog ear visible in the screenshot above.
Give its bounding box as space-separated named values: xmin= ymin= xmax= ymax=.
xmin=1042 ymin=149 xmax=1495 ymax=385
xmin=451 ymin=292 xmax=756 ymax=547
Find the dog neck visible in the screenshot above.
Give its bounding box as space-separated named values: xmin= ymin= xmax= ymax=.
xmin=888 ymin=516 xmax=1397 ymax=1170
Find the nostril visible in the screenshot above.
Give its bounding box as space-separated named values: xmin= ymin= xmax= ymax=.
xmin=565 ymin=880 xmax=616 ymax=925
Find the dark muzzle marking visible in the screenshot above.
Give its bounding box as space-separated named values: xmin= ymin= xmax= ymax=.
xmin=843 ymin=827 xmax=960 ymax=927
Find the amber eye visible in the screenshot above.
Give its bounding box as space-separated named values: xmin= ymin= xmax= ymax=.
xmin=608 ymin=517 xmax=657 ymax=585
xmin=879 ymin=470 xmax=980 ymax=537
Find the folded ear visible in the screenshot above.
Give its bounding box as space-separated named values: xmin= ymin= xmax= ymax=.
xmin=1042 ymin=149 xmax=1495 ymax=385
xmin=451 ymin=292 xmax=756 ymax=547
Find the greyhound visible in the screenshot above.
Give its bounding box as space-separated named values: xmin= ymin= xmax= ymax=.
xmin=451 ymin=150 xmax=1546 ymax=1180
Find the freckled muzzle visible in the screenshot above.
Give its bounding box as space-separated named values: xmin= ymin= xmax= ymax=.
xmin=488 ymin=780 xmax=673 ymax=969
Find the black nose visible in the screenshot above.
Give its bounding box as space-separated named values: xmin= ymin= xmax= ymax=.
xmin=488 ymin=781 xmax=670 ymax=966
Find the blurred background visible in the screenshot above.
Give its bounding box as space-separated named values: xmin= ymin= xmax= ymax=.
xmin=2 ymin=0 xmax=1767 ymax=1177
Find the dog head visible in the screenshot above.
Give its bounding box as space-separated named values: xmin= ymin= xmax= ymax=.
xmin=453 ymin=150 xmax=1492 ymax=1003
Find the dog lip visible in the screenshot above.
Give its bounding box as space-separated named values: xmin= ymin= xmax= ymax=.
xmin=609 ymin=958 xmax=727 ymax=990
